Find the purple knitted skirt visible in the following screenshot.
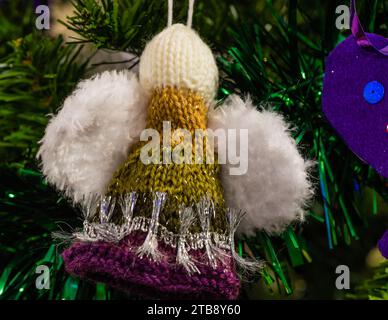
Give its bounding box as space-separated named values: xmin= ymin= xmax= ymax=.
xmin=62 ymin=232 xmax=240 ymax=299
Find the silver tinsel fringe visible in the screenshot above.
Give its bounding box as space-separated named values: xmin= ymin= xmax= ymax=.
xmin=57 ymin=192 xmax=262 ymax=274
xmin=176 ymin=206 xmax=200 ymax=274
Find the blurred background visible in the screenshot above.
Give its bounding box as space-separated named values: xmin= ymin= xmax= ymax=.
xmin=0 ymin=0 xmax=387 ymax=300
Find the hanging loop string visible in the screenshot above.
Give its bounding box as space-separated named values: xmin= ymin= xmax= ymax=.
xmin=187 ymin=0 xmax=195 ymax=28
xmin=167 ymin=0 xmax=173 ymax=27
xmin=350 ymin=0 xmax=388 ymax=56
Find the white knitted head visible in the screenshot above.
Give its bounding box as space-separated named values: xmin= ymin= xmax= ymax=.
xmin=139 ymin=23 xmax=218 ymax=104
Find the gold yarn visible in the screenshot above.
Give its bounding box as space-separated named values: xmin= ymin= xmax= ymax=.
xmin=107 ymin=87 xmax=226 ymax=233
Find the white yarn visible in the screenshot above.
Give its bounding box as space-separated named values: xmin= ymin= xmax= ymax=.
xmin=37 ymin=70 xmax=148 ymax=203
xmin=139 ymin=23 xmax=218 ymax=105
xmin=208 ymin=94 xmax=313 ymax=236
xmin=187 ymin=0 xmax=195 ymax=28
xmin=167 ymin=0 xmax=173 ymax=27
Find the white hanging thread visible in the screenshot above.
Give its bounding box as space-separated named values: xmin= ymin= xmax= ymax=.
xmin=167 ymin=0 xmax=173 ymax=27
xmin=187 ymin=0 xmax=195 ymax=28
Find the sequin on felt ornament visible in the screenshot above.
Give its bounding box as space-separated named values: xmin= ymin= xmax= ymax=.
xmin=363 ymin=81 xmax=384 ymax=105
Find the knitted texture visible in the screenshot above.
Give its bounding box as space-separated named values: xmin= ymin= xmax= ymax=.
xmin=146 ymin=86 xmax=207 ymax=132
xmin=107 ymin=87 xmax=226 ymax=233
xmin=62 ymin=232 xmax=240 ymax=299
xmin=139 ymin=24 xmax=218 ymax=104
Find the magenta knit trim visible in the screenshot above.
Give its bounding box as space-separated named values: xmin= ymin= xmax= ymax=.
xmin=62 ymin=232 xmax=240 ymax=299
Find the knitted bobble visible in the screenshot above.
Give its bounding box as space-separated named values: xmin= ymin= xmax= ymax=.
xmin=139 ymin=24 xmax=218 ymax=105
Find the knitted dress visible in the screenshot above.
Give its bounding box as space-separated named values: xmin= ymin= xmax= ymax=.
xmin=62 ymin=24 xmax=240 ymax=299
xmin=62 ymin=89 xmax=240 ymax=300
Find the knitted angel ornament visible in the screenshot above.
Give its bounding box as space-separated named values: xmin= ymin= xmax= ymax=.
xmin=38 ymin=0 xmax=312 ymax=299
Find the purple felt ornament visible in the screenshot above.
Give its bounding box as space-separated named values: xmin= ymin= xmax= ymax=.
xmin=378 ymin=230 xmax=388 ymax=259
xmin=322 ymin=0 xmax=388 ymax=178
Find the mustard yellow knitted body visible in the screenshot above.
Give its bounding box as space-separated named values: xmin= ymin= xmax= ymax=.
xmin=107 ymin=87 xmax=226 ymax=233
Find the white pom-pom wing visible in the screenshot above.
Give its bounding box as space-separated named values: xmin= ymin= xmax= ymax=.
xmin=38 ymin=70 xmax=148 ymax=203
xmin=208 ymin=95 xmax=313 ymax=236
